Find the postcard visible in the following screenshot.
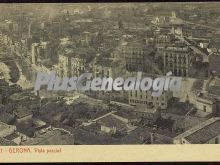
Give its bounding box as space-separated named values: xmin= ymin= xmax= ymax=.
xmin=0 ymin=2 xmax=220 ymax=162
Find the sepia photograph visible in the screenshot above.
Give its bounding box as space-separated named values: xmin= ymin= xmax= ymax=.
xmin=0 ymin=2 xmax=220 ymax=147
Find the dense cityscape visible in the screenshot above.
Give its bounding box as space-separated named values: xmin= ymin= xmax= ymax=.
xmin=0 ymin=3 xmax=220 ymax=145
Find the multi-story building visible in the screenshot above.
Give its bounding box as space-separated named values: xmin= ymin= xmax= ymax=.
xmin=155 ymin=33 xmax=175 ymax=47
xmin=93 ymin=58 xmax=114 ymax=78
xmin=122 ymin=41 xmax=144 ymax=72
xmin=194 ymin=92 xmax=218 ymax=115
xmin=58 ymin=46 xmax=90 ymax=78
xmin=71 ymin=55 xmax=87 ymax=77
xmin=121 ymin=41 xmax=154 ymax=73
xmin=31 ymin=43 xmax=39 ymax=65
xmin=58 ymin=52 xmax=74 ymax=77
xmin=93 ymin=49 xmax=127 ymax=79
xmin=90 ymin=53 xmax=128 ymax=102
xmin=163 ymin=44 xmax=193 ymax=77
xmin=31 ymin=41 xmax=51 ymax=65
xmin=129 ymin=90 xmax=173 ymax=109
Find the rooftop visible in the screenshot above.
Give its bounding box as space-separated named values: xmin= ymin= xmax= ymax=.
xmin=0 ymin=121 xmax=10 ymax=131
xmin=9 ymin=91 xmax=38 ymax=101
xmin=14 ymin=106 xmax=33 ymax=119
xmin=4 ymin=132 xmax=19 ymax=141
xmin=74 ymin=128 xmax=119 ymax=145
xmin=134 ymin=105 xmax=158 ymax=114
xmin=174 ymin=117 xmax=220 ymax=144
xmin=119 ymin=127 xmax=151 ymax=144
xmin=0 ymin=111 xmax=15 ymax=124
xmin=0 ymin=137 xmax=17 ymax=146
xmin=0 ymin=122 xmax=15 ymax=131
xmin=170 ymin=18 xmax=184 ymax=25
xmin=97 ymin=114 xmax=128 ymax=131
xmin=208 ymin=39 xmax=220 ymax=49
xmin=23 ymin=130 xmax=74 ymax=145
xmin=165 ymin=45 xmax=190 ymax=52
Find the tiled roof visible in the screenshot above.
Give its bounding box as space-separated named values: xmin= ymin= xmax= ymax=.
xmin=97 ymin=114 xmax=127 ymax=131
xmin=74 ymin=128 xmax=119 ymax=144
xmin=14 ymin=106 xmax=33 ymax=119
xmin=0 ymin=137 xmax=17 ymax=146
xmin=119 ymin=127 xmax=151 ymax=144
xmin=134 ymin=105 xmax=157 ymax=114
xmin=5 ymin=132 xmax=19 ymax=141
xmin=185 ymin=118 xmax=220 ymax=143
xmin=174 ymin=117 xmax=220 ymax=144
xmin=0 ymin=112 xmax=15 ymax=124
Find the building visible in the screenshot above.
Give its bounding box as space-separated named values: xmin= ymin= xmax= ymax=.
xmin=31 ymin=43 xmax=39 ymax=65
xmin=4 ymin=132 xmax=23 ymax=145
xmin=0 ymin=121 xmax=16 ymax=138
xmin=208 ymin=53 xmax=220 ymax=77
xmin=0 ymin=137 xmax=18 ymax=146
xmin=173 ymin=117 xmax=220 ymax=144
xmin=195 ymin=92 xmax=218 ymax=115
xmin=0 ymin=20 xmax=13 ymax=31
xmin=133 ymin=105 xmax=161 ymax=126
xmin=0 ymin=80 xmax=22 ymax=99
xmin=152 ymin=16 xmax=170 ymax=26
xmin=93 ymin=57 xmax=114 ymax=78
xmin=31 ymin=41 xmax=51 ymax=65
xmin=73 ymin=128 xmax=117 ymax=145
xmin=13 ymin=106 xmax=33 ymax=123
xmin=90 ymin=55 xmax=128 ymax=102
xmin=59 ymin=51 xmax=88 ymax=77
xmin=155 ymin=33 xmax=175 ymax=47
xmin=207 ymin=78 xmax=220 ymax=103
xmin=170 ymin=18 xmax=184 ymax=37
xmin=58 ymin=44 xmax=93 ymax=77
xmin=163 ymin=44 xmax=193 ymax=77
xmin=22 ymin=130 xmax=74 ymax=145
xmin=0 ymin=111 xmax=16 ymax=125
xmin=207 ymin=39 xmax=220 ymax=54
xmin=122 ymin=41 xmax=144 ymax=72
xmin=70 ymin=50 xmax=87 ymax=77
xmin=8 ymin=91 xmax=40 ymax=111
xmin=58 ymin=52 xmax=72 ymax=77
xmin=121 ymin=41 xmax=155 ymax=72
xmin=95 ymin=112 xmax=136 ymax=134
xmin=129 ymin=90 xmax=172 ymax=109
